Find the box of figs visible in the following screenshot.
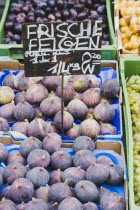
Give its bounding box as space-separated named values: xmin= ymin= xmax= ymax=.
xmin=0 ymin=60 xmax=122 ymax=142
xmin=0 ymin=138 xmax=128 ymax=209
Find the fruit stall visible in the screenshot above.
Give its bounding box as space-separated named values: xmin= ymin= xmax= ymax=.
xmin=0 ymin=0 xmax=139 ymax=210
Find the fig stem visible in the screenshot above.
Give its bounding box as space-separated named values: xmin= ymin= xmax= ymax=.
xmin=51 ymin=99 xmax=55 ymax=103
xmin=40 ymin=167 xmax=44 ymax=171
xmin=17 ymin=184 xmax=21 ymax=188
xmin=54 ymin=202 xmax=58 ymax=206
xmin=42 ymin=155 xmax=46 ymax=159
xmin=60 ymin=151 xmax=64 ymax=155
xmin=13 ymin=165 xmax=17 ymax=169
xmin=32 ymin=197 xmax=37 ymax=202
xmin=24 ymin=119 xmax=29 ymax=123
xmin=64 ymin=179 xmax=69 ymax=185
xmin=21 ymin=99 xmax=25 ymax=103
xmin=38 ymin=113 xmax=43 ymax=117
xmin=91 ymin=162 xmax=96 ymax=166
xmin=57 ymin=169 xmax=61 ymax=172
xmin=2 ymin=198 xmax=6 ymax=203
xmin=46 ymin=134 xmax=51 ymax=137
xmin=77 ymin=166 xmax=81 ymax=169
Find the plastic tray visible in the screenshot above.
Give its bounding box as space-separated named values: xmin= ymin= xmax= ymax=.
xmin=120 ymin=55 xmax=140 ymax=210
xmin=0 ymin=66 xmax=122 ymax=141
xmin=0 ymin=0 xmax=117 ymax=60
xmin=0 ymin=142 xmax=125 ymax=209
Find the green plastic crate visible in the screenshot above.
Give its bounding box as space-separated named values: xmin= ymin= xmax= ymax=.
xmin=0 ymin=0 xmax=117 ymax=60
xmin=120 ymin=55 xmax=140 ymax=210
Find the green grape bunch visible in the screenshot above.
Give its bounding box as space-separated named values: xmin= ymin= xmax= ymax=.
xmin=127 ymin=75 xmax=140 ymax=205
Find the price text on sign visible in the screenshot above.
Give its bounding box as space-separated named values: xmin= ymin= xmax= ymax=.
xmin=22 ymin=21 xmax=102 ymax=76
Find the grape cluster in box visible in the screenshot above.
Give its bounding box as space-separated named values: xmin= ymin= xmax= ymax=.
xmin=0 ymin=62 xmax=122 ymax=141
xmin=0 ymin=136 xmax=126 ymax=209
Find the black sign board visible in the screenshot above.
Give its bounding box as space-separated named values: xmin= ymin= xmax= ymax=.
xmin=22 ymin=21 xmax=102 ymax=77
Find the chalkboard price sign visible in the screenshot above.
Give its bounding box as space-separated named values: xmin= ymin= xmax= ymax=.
xmin=22 ymin=20 xmax=102 ymax=77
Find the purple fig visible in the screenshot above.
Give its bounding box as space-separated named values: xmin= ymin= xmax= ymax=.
xmin=46 ymin=122 xmax=59 ymax=134
xmin=14 ymin=72 xmax=32 ymax=91
xmin=27 ymin=149 xmax=50 ymax=168
xmin=81 ymin=88 xmax=101 ymax=107
xmin=66 ymin=123 xmax=80 ymax=139
xmin=6 ymin=150 xmax=26 ymax=165
xmin=0 ymin=101 xmax=15 ymax=121
xmin=28 ymin=118 xmax=48 ymax=139
xmin=1 ymin=185 xmax=11 ymax=199
xmin=19 ymin=136 xmax=42 ymax=157
xmin=0 ymin=117 xmax=9 ymax=131
xmin=0 ymin=174 xmax=3 ymax=187
xmin=106 ymin=164 xmax=124 ymax=186
xmin=43 ymin=133 xmax=62 ymax=154
xmin=0 ymin=198 xmax=17 ymax=210
xmin=62 ymin=166 xmax=86 ymax=187
xmin=83 ymin=202 xmax=98 ymax=210
xmin=3 ymin=163 xmax=27 ymax=184
xmin=11 ymin=120 xmax=29 ymax=136
xmin=0 ymin=143 xmax=8 ymax=162
xmin=72 ymin=136 xmax=95 ymax=153
xmin=25 ymin=198 xmax=49 ymax=210
xmin=67 ymin=99 xmax=88 ymax=119
xmin=94 ymin=102 xmax=115 ymax=123
xmin=11 ymin=178 xmax=34 ymax=203
xmin=73 ymin=150 xmax=96 ymax=171
xmin=100 ymin=191 xmax=126 ymax=210
xmin=68 ymin=75 xmax=89 ymax=93
xmin=48 ymin=202 xmax=58 ymax=210
xmin=51 ymin=151 xmax=72 ymax=170
xmin=40 ymin=96 xmax=61 ymax=117
xmin=88 ymin=75 xmax=100 ymax=88
xmin=0 ymin=86 xmax=15 ymax=105
xmin=14 ymin=100 xmax=34 ymax=121
xmin=34 ymin=186 xmax=49 ymax=202
xmin=48 ymin=179 xmax=72 ymax=203
xmin=75 ymin=180 xmax=98 ymax=203
xmin=86 ymin=162 xmax=110 ymax=186
xmin=100 ymin=79 xmax=120 ymax=99
xmin=15 ymin=91 xmax=27 ymax=105
xmin=54 ymin=111 xmax=74 ymax=131
xmin=26 ymin=84 xmax=48 ymax=104
xmin=43 ymin=76 xmax=61 ymax=91
xmin=3 ymin=72 xmax=15 ymax=89
xmin=97 ymin=187 xmax=111 ymax=203
xmin=17 ymin=201 xmax=27 ymax=210
xmin=55 ymin=85 xmax=76 ymax=105
xmin=49 ymin=169 xmax=63 ymax=185
xmin=26 ymin=167 xmax=49 ymax=188
xmin=58 ymin=197 xmax=82 ymax=210
xmin=100 ymin=123 xmax=116 ymax=135
xmin=96 ymin=156 xmax=113 ymax=165
xmin=79 ymin=119 xmax=100 ymax=138
xmin=33 ymin=106 xmax=46 ymax=120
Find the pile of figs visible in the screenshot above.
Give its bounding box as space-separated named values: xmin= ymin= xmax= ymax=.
xmin=0 ymin=71 xmax=120 ymax=139
xmin=0 ymin=136 xmax=126 ymax=209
